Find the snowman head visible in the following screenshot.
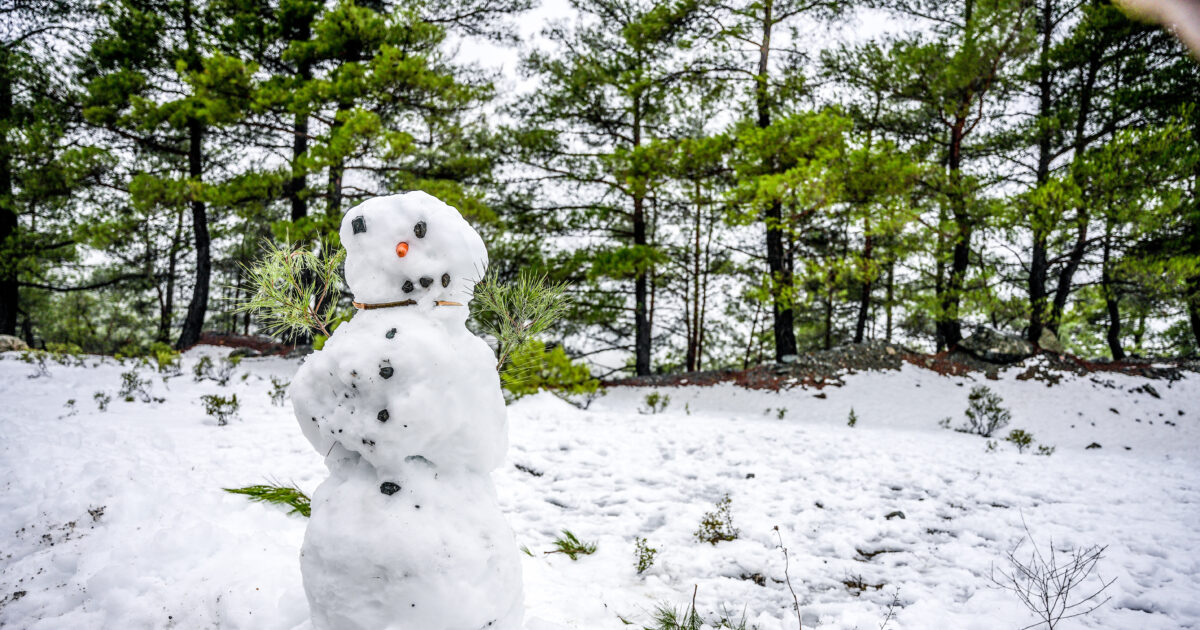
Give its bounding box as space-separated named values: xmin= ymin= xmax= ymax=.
xmin=340 ymin=192 xmax=487 ymax=313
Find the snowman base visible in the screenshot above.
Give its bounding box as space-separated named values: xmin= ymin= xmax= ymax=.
xmin=301 ymin=454 xmax=522 ymax=630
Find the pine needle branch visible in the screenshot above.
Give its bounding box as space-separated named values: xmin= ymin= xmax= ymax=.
xmin=224 ymin=482 xmax=311 ymax=517
xmin=472 ymin=268 xmax=571 ymax=371
xmin=233 ymin=239 xmax=346 ymax=339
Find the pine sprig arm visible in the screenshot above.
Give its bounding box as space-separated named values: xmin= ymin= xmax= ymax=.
xmin=224 ymin=483 xmax=312 ymax=517
xmin=472 ymin=268 xmax=571 ymax=371
xmin=234 ymin=241 xmax=346 ymax=339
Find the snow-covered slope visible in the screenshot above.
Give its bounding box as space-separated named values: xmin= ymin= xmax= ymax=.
xmin=1 ymin=348 xmax=1197 ymax=629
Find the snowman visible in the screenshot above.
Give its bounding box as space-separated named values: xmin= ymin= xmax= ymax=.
xmin=289 ymin=191 xmax=523 ymax=630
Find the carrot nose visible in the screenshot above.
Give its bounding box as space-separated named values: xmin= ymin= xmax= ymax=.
xmin=395 ymin=241 xmax=409 ymax=258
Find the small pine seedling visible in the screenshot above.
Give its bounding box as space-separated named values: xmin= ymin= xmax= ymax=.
xmin=1005 ymin=429 xmax=1034 ymax=454
xmin=848 ymin=407 xmax=858 ymax=427
xmin=961 ymin=385 xmax=1012 ymax=437
xmin=642 ymin=391 xmax=670 ymax=414
xmin=94 ymin=391 xmax=111 ymax=412
xmin=546 ymin=529 xmax=597 ymax=561
xmin=202 ymin=393 xmax=240 ymax=426
xmin=695 ymin=494 xmax=739 ymax=545
xmin=269 ymin=376 xmax=289 ymax=406
xmin=119 ymin=370 xmax=151 ymax=402
xmin=224 ymin=483 xmax=311 ymax=517
xmin=635 ymin=536 xmax=658 ymax=575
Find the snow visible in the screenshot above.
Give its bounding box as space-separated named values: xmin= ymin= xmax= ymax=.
xmin=291 ymin=192 xmax=520 ymax=629
xmin=1 ymin=349 xmax=1198 ymax=629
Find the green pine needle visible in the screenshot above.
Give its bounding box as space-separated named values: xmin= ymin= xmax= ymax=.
xmin=224 ymin=482 xmax=311 ymax=517
xmin=234 ymin=239 xmax=346 ymax=339
xmin=472 ymin=268 xmax=571 ymax=371
xmin=546 ymin=529 xmax=597 ymax=561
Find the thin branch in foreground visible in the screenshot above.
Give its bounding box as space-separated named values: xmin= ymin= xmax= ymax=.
xmin=990 ymin=516 xmax=1116 ymax=630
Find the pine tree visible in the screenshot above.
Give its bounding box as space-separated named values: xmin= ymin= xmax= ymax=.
xmin=512 ymin=0 xmax=703 ymax=376
xmin=0 ymin=0 xmax=107 ymax=338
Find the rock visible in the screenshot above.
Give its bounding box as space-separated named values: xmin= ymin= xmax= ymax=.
xmin=1086 ymin=442 xmax=1102 ymax=449
xmin=229 ymin=347 xmax=262 ymax=359
xmin=285 ymin=344 xmax=313 ymax=359
xmin=0 ymin=335 xmax=29 ymax=352
xmin=958 ymin=326 xmax=1034 ymax=363
xmin=885 ymin=346 xmax=896 ymax=355
xmin=1037 ymin=328 xmax=1065 ymax=354
xmin=885 ymin=510 xmax=906 ymax=520
xmin=779 ymin=354 xmax=798 ymax=364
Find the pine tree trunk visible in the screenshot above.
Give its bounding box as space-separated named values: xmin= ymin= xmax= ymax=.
xmin=176 ymin=116 xmax=210 ymax=349
xmin=1047 ymin=28 xmax=1101 ymax=335
xmin=854 ymin=228 xmax=873 ymax=343
xmin=1188 ymin=275 xmax=1200 ymax=351
xmin=1101 ymin=225 xmax=1124 ymax=360
xmin=1028 ymin=0 xmax=1054 ymax=344
xmin=755 ymin=0 xmax=796 ymax=361
xmin=0 ymin=49 xmax=17 ymax=336
xmin=937 ymin=120 xmax=969 ymax=349
xmin=176 ymin=0 xmax=210 ymax=349
xmin=159 ymin=207 xmax=184 ymax=342
xmin=885 ymin=259 xmax=894 ymax=343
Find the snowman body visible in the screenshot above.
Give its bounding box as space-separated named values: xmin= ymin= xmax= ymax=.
xmin=290 ymin=192 xmax=522 ymax=630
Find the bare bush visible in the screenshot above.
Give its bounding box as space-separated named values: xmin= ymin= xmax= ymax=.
xmin=990 ymin=520 xmax=1115 ymax=630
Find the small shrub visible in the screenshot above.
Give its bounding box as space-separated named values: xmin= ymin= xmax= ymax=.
xmin=45 ymin=343 xmax=85 ymax=367
xmin=224 ymin=482 xmax=310 ymax=517
xmin=193 ymin=355 xmax=214 ymax=381
xmin=24 ymin=352 xmax=49 ymax=378
xmin=641 ymin=391 xmax=670 ymax=414
xmin=1036 ymin=444 xmax=1056 ymax=456
xmin=695 ymin=494 xmax=738 ymax=545
xmin=990 ymin=522 xmax=1115 ymax=630
xmin=119 ymin=370 xmax=152 ymax=402
xmin=635 ymin=536 xmax=658 ymax=575
xmin=1005 ymin=429 xmax=1034 ymax=454
xmin=500 ymin=340 xmax=600 ymax=403
xmin=269 ymin=377 xmax=289 ymax=406
xmin=149 ymin=342 xmax=181 ymax=375
xmin=193 ymin=355 xmax=239 ymax=385
xmin=959 ymin=385 xmax=1011 ymax=437
xmin=547 ymin=529 xmax=596 ymax=561
xmin=776 ymin=407 xmax=787 ymax=420
xmin=985 ymin=439 xmax=998 ymax=452
xmin=202 ymin=393 xmax=240 ymax=426
xmin=938 ymin=417 xmax=952 ymax=429
xmin=848 ymin=407 xmax=858 ymax=427
xmin=62 ymin=399 xmax=77 ymax=417
xmin=94 ymin=391 xmax=111 ymax=412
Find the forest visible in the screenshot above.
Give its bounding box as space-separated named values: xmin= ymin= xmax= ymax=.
xmin=3 ymin=0 xmax=1199 ymax=375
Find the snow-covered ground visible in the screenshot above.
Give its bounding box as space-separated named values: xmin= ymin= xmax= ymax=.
xmin=1 ymin=348 xmax=1197 ymax=629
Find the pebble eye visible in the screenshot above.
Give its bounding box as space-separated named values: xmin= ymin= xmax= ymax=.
xmin=414 ymin=221 xmax=427 ymax=238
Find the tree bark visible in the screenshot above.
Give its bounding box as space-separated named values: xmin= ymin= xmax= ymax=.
xmin=0 ymin=49 xmax=17 ymax=336
xmin=176 ymin=0 xmax=210 ymax=350
xmin=854 ymin=229 xmax=873 ymax=343
xmin=1188 ymin=274 xmax=1200 ymax=352
xmin=1047 ymin=21 xmax=1101 ymax=335
xmin=1027 ymin=0 xmax=1054 ymax=344
xmin=937 ymin=119 xmax=970 ymax=349
xmin=631 ymin=94 xmax=651 ymax=375
xmin=755 ymin=0 xmax=797 ymax=361
xmin=1101 ymin=225 xmax=1124 ymax=360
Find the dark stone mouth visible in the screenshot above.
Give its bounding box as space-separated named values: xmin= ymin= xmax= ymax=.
xmin=402 ymin=274 xmax=446 ymax=293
